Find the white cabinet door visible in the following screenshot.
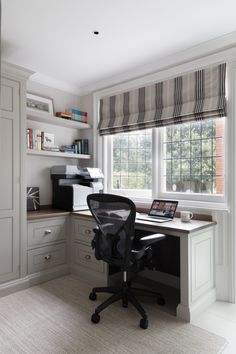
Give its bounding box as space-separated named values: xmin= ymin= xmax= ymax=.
xmin=0 ymin=77 xmax=20 ymax=283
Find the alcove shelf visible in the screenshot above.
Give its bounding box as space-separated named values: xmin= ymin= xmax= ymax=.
xmin=27 ymin=149 xmax=91 ymax=159
xmin=27 ymin=110 xmax=91 ymax=130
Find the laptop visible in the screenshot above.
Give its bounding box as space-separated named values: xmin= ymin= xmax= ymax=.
xmin=136 ymin=199 xmax=178 ymax=223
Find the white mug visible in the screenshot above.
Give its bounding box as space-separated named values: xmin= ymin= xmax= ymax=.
xmin=180 ymin=211 xmax=193 ymax=222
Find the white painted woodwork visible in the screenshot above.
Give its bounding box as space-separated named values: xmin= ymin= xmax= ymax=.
xmin=27 ymin=243 xmax=66 ymax=274
xmin=27 ymin=149 xmax=91 ymax=159
xmin=71 ymin=216 xmax=107 ymax=283
xmin=0 ymin=77 xmax=20 ymax=283
xmin=27 ymin=110 xmax=91 ymax=130
xmin=73 ymin=211 xmax=215 ymax=322
xmin=27 ymin=217 xmax=67 ymax=248
xmin=72 ymin=217 xmax=95 ymax=244
xmin=73 ymin=243 xmax=104 ymax=273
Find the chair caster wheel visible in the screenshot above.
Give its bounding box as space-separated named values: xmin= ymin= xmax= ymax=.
xmin=89 ymin=292 xmax=97 ymax=301
xmin=157 ymin=297 xmax=165 ymax=306
xmin=91 ymin=313 xmax=100 ymax=324
xmin=122 ymin=300 xmax=128 ymax=308
xmin=140 ymin=318 xmax=148 ymax=329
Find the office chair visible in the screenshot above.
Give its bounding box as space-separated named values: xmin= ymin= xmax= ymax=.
xmin=87 ymin=193 xmax=166 ymax=329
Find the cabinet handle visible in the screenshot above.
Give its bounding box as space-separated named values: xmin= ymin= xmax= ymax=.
xmin=85 ymin=254 xmax=91 ymax=260
xmin=85 ymin=229 xmax=91 ymax=235
xmin=44 ymin=229 xmax=52 ymax=235
xmin=44 ymin=254 xmax=52 ymax=260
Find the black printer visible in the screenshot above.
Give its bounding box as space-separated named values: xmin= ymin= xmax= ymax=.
xmin=51 ymin=165 xmax=104 ymax=211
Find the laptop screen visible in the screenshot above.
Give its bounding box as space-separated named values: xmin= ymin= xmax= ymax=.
xmin=148 ymin=200 xmax=178 ymax=219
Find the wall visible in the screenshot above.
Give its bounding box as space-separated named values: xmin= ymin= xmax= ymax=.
xmin=79 ymin=93 xmax=94 ymax=168
xmin=26 ymin=81 xmax=87 ymax=205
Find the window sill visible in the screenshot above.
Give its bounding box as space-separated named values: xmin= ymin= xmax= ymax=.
xmin=130 ymin=196 xmax=229 ymax=213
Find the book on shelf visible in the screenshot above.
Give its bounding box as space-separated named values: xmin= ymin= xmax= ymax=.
xmin=56 ymin=112 xmax=72 ymax=119
xmin=74 ymin=139 xmax=89 ymax=155
xmin=26 ymin=128 xmax=42 ymax=150
xmin=70 ymin=108 xmax=88 ymax=123
xmin=26 ymin=128 xmax=90 ymax=156
xmin=41 ymin=132 xmax=55 ymax=150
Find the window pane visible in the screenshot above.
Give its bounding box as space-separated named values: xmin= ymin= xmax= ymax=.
xmin=163 ymin=118 xmax=224 ymax=195
xmin=112 ymin=130 xmax=152 ymax=190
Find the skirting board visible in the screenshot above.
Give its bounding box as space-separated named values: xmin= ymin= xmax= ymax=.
xmin=0 ymin=265 xmax=70 ymax=298
xmin=177 ymin=288 xmax=216 ymax=322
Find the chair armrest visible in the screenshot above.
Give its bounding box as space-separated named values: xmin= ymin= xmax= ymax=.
xmin=139 ymin=233 xmax=166 ymax=246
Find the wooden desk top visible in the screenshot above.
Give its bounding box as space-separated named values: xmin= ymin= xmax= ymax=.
xmin=27 ymin=208 xmax=216 ymax=235
xmin=72 ymin=210 xmax=216 ymax=235
xmin=27 ymin=208 xmax=71 ymax=220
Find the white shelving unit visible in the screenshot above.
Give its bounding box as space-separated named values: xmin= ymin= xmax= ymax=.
xmin=27 ymin=149 xmax=91 ymax=159
xmin=27 ymin=110 xmax=91 ymax=130
xmin=26 ymin=109 xmax=91 ymax=160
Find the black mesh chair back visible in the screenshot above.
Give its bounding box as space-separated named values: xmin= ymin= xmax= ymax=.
xmin=87 ymin=193 xmax=136 ymax=270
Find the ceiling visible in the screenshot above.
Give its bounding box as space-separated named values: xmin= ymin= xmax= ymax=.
xmin=2 ymin=0 xmax=236 ymax=95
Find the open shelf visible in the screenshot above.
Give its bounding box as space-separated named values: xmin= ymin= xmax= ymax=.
xmin=27 ymin=110 xmax=91 ymax=130
xmin=27 ymin=149 xmax=91 ymax=159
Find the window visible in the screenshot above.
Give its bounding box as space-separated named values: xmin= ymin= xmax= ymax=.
xmin=162 ymin=118 xmax=224 ymax=195
xmin=108 ymin=118 xmax=225 ymax=201
xmin=111 ymin=130 xmax=152 ymax=195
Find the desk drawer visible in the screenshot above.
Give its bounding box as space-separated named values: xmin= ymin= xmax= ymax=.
xmin=73 ymin=218 xmax=96 ymax=244
xmin=73 ymin=243 xmax=104 ymax=273
xmin=28 ymin=218 xmax=66 ymax=247
xmin=28 ymin=243 xmax=66 ymax=274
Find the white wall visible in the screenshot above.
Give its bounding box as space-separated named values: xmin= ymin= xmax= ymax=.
xmin=79 ymin=93 xmax=94 ymax=168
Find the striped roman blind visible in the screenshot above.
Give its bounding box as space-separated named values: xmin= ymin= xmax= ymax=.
xmin=98 ymin=63 xmax=226 ymax=136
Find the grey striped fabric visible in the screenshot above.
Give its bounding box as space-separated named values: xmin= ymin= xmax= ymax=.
xmin=98 ymin=63 xmax=226 ymax=136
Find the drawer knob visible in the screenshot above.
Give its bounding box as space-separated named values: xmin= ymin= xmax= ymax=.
xmin=85 ymin=254 xmax=91 ymax=260
xmin=44 ymin=230 xmax=52 ymax=235
xmin=44 ymin=254 xmax=52 ymax=260
xmin=85 ymin=229 xmax=91 ymax=235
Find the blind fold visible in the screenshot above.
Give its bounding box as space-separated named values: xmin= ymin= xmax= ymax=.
xmin=98 ymin=63 xmax=226 ymax=136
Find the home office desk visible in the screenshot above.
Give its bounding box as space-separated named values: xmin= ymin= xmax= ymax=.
xmin=73 ymin=210 xmax=216 ymax=322
xmin=27 ymin=208 xmax=216 ymax=322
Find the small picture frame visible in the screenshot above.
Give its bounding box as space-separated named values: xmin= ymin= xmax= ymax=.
xmin=26 ymin=93 xmax=54 ymax=115
xmin=27 ymin=187 xmax=40 ymax=211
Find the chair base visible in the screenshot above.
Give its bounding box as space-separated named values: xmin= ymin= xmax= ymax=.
xmin=89 ymin=280 xmax=165 ymax=329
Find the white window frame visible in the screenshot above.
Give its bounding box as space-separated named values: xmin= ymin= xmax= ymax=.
xmin=157 ymin=119 xmax=227 ymax=205
xmin=102 ymin=118 xmax=227 ymax=208
xmin=106 ymin=131 xmax=153 ymax=199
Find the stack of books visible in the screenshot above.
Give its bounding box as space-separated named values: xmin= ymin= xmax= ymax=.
xmin=26 ymin=129 xmax=59 ymax=152
xmin=74 ymin=139 xmax=89 ymax=155
xmin=71 ymin=108 xmax=88 ymax=123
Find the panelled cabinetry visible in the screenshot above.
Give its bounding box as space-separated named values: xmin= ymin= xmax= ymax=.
xmin=27 ymin=217 xmax=69 ymax=275
xmin=71 ymin=215 xmax=108 ymax=285
xmin=0 ymin=63 xmax=32 ymax=284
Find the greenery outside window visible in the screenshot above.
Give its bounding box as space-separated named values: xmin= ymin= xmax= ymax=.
xmin=163 ymin=118 xmax=224 ymax=195
xmin=112 ymin=130 xmax=152 ymax=195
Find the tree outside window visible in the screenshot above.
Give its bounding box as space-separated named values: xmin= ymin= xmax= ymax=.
xmin=112 ymin=130 xmax=152 ymax=190
xmin=163 ymin=118 xmax=224 ymax=194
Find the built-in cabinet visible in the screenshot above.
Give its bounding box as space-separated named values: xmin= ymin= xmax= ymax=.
xmin=71 ymin=215 xmax=108 ymax=285
xmin=0 ymin=77 xmax=20 ymax=283
xmin=27 ymin=217 xmax=68 ymax=274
